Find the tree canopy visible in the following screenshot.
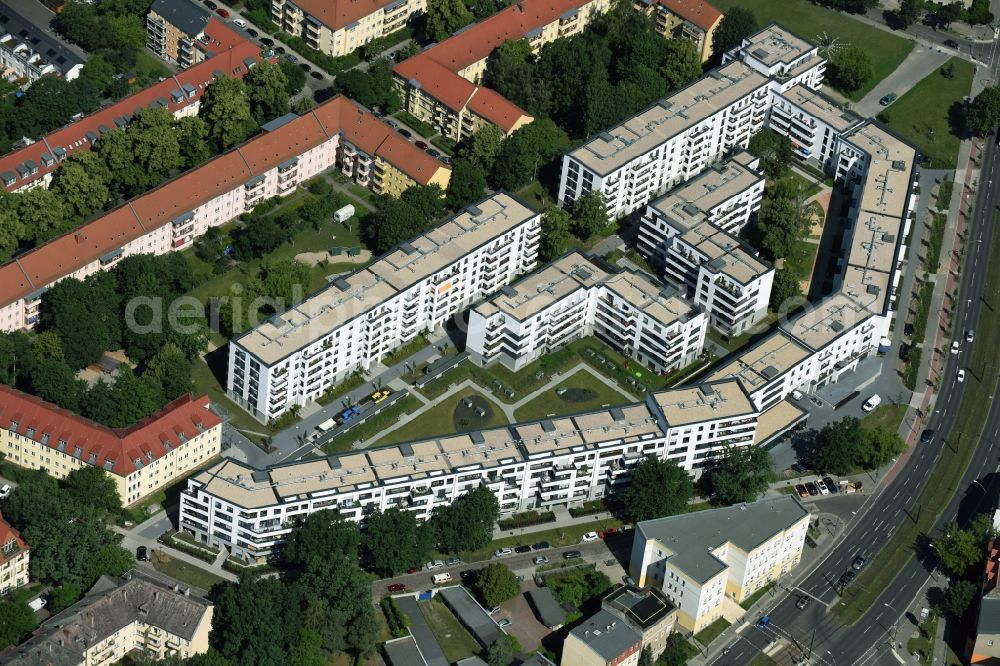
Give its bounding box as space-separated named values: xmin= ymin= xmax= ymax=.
xmin=703 ymin=446 xmax=774 ymax=505
xmin=748 ymin=129 xmax=793 ymax=180
xmin=540 ymin=207 xmax=572 ymax=261
xmin=812 ymin=418 xmax=906 ymax=476
xmin=432 ymin=485 xmax=500 ymax=553
xmin=967 ymin=86 xmax=1000 ymax=136
xmin=828 ymin=46 xmax=873 ymax=94
xmin=711 ymin=7 xmax=758 ymax=62
xmin=474 ymin=563 xmax=520 ymax=608
xmin=622 ymin=457 xmax=693 ymax=521
xmin=425 ymin=0 xmax=474 ymax=42
xmin=933 ymin=513 xmax=994 ymax=576
xmin=362 ymin=508 xmax=435 ymax=576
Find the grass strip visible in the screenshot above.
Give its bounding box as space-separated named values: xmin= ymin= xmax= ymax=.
xmin=833 ymin=214 xmax=1000 ymax=623
xmin=320 ymin=395 xmax=421 ymax=454
xmin=694 ymin=618 xmax=732 ymax=647
xmin=925 ymin=213 xmax=948 ymax=274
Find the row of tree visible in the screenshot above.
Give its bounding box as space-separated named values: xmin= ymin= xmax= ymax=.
xmin=810 ymin=417 xmax=906 ymax=476
xmin=0 ymin=61 xmax=293 ymax=264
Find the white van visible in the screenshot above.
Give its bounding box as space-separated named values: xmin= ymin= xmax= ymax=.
xmin=862 ymin=394 xmax=881 ymax=412
xmin=432 ymin=572 xmax=452 ymax=585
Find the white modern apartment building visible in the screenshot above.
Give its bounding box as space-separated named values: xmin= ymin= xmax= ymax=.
xmin=271 ymin=0 xmax=425 ymax=58
xmin=228 ymin=193 xmax=541 ymax=422
xmin=466 ymin=251 xmax=707 ymax=373
xmin=638 ymin=152 xmax=772 ymax=336
xmin=708 ymin=123 xmax=917 ymax=413
xmin=180 ymin=379 xmax=757 ymax=560
xmin=0 ymin=1 xmax=84 ymax=86
xmin=558 ymin=25 xmax=827 ymax=219
xmin=768 ymin=84 xmax=863 ymax=172
xmin=0 ymin=96 xmax=449 ymax=333
xmin=629 ymin=496 xmax=810 ymax=632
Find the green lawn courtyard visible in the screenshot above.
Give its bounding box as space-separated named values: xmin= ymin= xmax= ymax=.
xmin=418 ymin=598 xmax=481 ymax=662
xmin=880 ymin=57 xmax=976 ymax=168
xmin=151 ymin=551 xmax=226 ymax=591
xmin=711 ymin=0 xmax=914 ymax=100
xmin=373 ymin=387 xmax=509 ymax=446
xmin=513 ymin=368 xmax=632 ymax=421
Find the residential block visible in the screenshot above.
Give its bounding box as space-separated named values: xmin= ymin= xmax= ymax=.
xmin=0 ymin=1 xmax=84 ymax=86
xmin=393 ymin=0 xmax=613 ymax=142
xmin=634 ymin=0 xmax=723 ymax=63
xmin=1 ymin=571 xmax=214 ymax=664
xmin=466 ymin=250 xmax=707 ymax=373
xmin=0 ymin=387 xmax=222 ymax=506
xmin=0 ymin=513 xmax=28 ymax=596
xmin=147 ymin=1 xmax=249 ymax=68
xmin=0 ymin=96 xmax=450 ymax=333
xmin=629 ymin=496 xmax=810 ymax=632
xmin=637 ymin=152 xmax=772 ymax=336
xmin=228 ymin=193 xmax=541 ymax=422
xmin=179 ymin=379 xmax=758 ymax=560
xmin=271 ymin=0 xmax=426 ymax=58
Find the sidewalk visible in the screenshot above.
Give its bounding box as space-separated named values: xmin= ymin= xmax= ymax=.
xmin=116 ymin=513 xmax=238 ymax=584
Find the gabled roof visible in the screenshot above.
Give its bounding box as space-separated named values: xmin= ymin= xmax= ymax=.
xmin=0 ymin=35 xmax=260 ymax=193
xmin=0 ymin=385 xmax=221 ymax=477
xmin=646 ymin=0 xmax=722 ymax=32
xmin=0 ymin=96 xmax=449 ymax=311
xmin=0 ymin=512 xmax=28 ymax=566
xmin=285 ymin=0 xmax=407 ymax=32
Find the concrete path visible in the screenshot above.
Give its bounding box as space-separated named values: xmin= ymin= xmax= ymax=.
xmin=115 ymin=512 xmax=238 ymax=583
xmin=854 ymin=45 xmax=950 ymax=117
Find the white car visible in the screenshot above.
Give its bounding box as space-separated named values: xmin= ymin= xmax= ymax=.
xmin=498 ymin=618 xmax=512 ymax=628
xmin=815 ymin=479 xmax=830 ymax=495
xmin=862 ymin=394 xmax=881 ymax=412
xmin=967 ymin=330 xmax=975 ymax=343
xmin=0 ymin=484 xmax=10 ymax=499
xmin=426 ymin=560 xmax=445 ymax=570
xmin=958 ymin=369 xmax=966 ymax=382
xmin=581 ymin=531 xmax=599 ymax=543
xmin=232 ymin=18 xmax=247 ymax=28
xmin=533 ymin=556 xmax=549 ymax=565
xmin=494 ymin=548 xmax=513 ymax=558
xmin=951 ymin=341 xmax=960 ymax=354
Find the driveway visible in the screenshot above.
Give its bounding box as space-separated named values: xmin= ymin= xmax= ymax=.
xmin=854 ymin=45 xmax=950 ymax=117
xmin=496 ymin=582 xmax=554 ymax=652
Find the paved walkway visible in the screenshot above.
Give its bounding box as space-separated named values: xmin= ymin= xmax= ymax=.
xmin=853 ymin=45 xmax=950 ymax=117
xmin=116 ymin=512 xmax=238 ymax=583
xmin=349 ymin=362 xmax=636 ymax=449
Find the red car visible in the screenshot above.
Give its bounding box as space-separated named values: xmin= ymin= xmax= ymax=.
xmin=606 ymin=527 xmax=618 ymax=535
xmin=407 ymin=567 xmax=419 ymax=574
xmin=415 ymin=140 xmax=429 ymax=150
xmin=387 ymin=583 xmax=406 ymax=593
xmin=216 ymin=7 xmax=230 ymax=18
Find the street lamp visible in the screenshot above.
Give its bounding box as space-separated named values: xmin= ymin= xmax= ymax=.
xmin=827 ymin=650 xmax=837 ymax=666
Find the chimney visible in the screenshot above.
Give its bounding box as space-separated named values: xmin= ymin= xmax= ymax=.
xmin=184 ymin=588 xmax=191 ymax=597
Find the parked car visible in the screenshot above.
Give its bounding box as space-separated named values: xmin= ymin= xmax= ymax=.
xmin=407 ymin=567 xmax=419 ymax=574
xmin=823 ymin=477 xmax=838 ymax=494
xmin=285 ymin=53 xmax=299 ymax=64
xmin=514 ymin=545 xmax=531 ymax=554
xmin=796 ymin=596 xmax=810 ymax=610
xmin=494 ymin=548 xmax=513 ymax=558
xmin=388 ymin=583 xmax=406 ymax=593
xmin=563 ymin=550 xmax=582 ymax=560
xmin=862 ymin=394 xmax=881 ymax=412
xmin=432 ymin=573 xmax=452 ymax=584
xmin=136 ymin=546 xmax=149 ymax=562
xmin=899 ymin=343 xmax=910 ymax=361
xmin=488 ymin=606 xmax=502 ymax=615
xmin=398 ymin=128 xmax=413 ymax=139
xmin=532 ymin=541 xmax=550 ymax=550
xmin=246 ymin=28 xmax=259 ymax=38
xmin=0 ymin=484 xmax=10 ymax=499
xmin=204 ymin=0 xmax=217 ymax=8
xmin=445 ymin=557 xmax=461 ymax=566
xmin=582 ymin=531 xmax=599 ymax=542
xmin=232 ymin=18 xmax=247 ymax=28
xmin=260 ymin=37 xmax=274 ymax=46
xmin=274 ymin=46 xmax=286 ymax=54
xmin=415 ymin=140 xmax=429 ymax=150
xmin=967 ymin=329 xmax=976 ymax=342
xmin=951 ymin=341 xmax=960 ymax=354
xmin=426 ymin=148 xmax=442 ymax=158
xmin=300 ymin=62 xmax=312 ymax=73
xmin=426 ymin=560 xmax=445 ymax=569
xmin=805 ymin=482 xmax=819 ymax=496
xmin=879 ymin=92 xmax=897 ymax=106
xmin=795 ymin=484 xmax=809 ymax=498
xmin=371 ymin=388 xmax=391 ymax=403
xmin=958 ymin=369 xmax=966 ymax=382
xmin=852 ymin=554 xmax=868 ymax=571
xmin=498 ymin=618 xmax=512 ymax=628
xmin=533 ymin=556 xmax=549 ymax=565
xmin=791 ymin=463 xmax=807 ymax=474
xmin=310 ymin=71 xmax=323 ymax=79
xmin=215 ymin=7 xmax=230 ymax=18
xmin=460 ymin=569 xmax=477 ymax=580
xmin=815 ymin=479 xmax=830 ymax=495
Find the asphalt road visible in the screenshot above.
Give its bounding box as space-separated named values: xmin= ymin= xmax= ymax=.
xmin=713 ymin=135 xmax=1000 ymax=666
